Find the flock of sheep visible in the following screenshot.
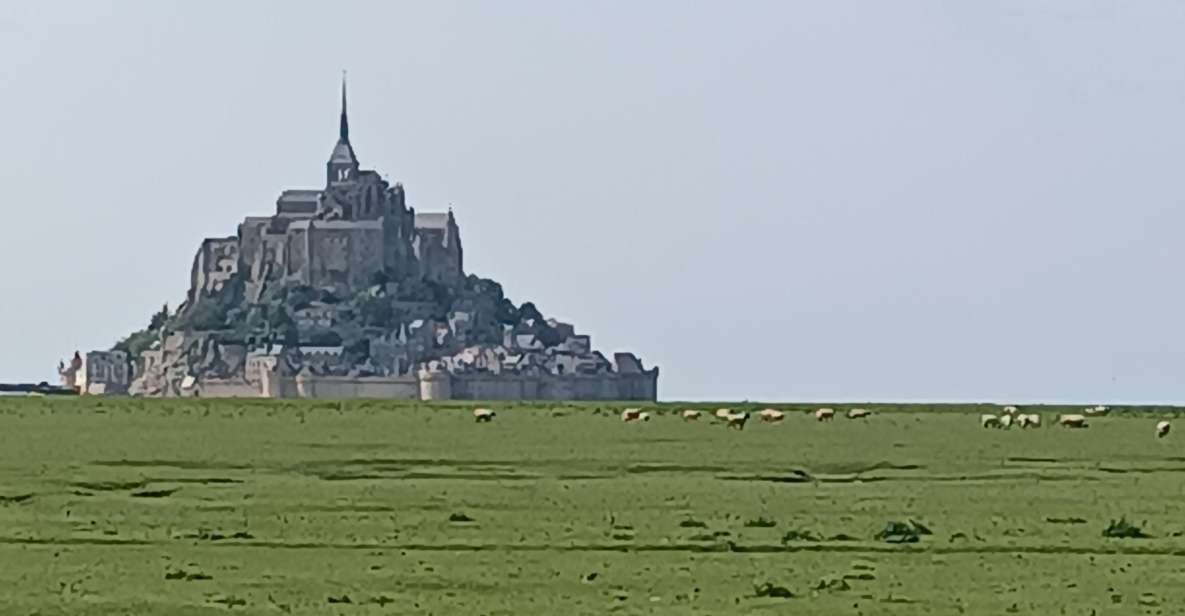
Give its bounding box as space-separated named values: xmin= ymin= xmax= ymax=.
xmin=472 ymin=404 xmax=1172 ymax=438
xmin=981 ymin=404 xmax=1171 ymax=438
xmin=618 ymin=406 xmax=872 ymax=429
xmin=471 ymin=405 xmax=870 ymax=430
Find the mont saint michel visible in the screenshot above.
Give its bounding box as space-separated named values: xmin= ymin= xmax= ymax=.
xmin=59 ymin=81 xmax=658 ymax=400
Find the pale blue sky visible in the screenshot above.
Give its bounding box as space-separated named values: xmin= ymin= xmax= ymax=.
xmin=1 ymin=1 xmax=1182 ymax=403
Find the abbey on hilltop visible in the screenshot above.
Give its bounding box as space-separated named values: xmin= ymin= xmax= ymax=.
xmin=61 ymin=78 xmax=658 ymax=400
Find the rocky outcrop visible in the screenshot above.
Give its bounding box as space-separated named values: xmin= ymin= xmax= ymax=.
xmin=115 ymin=79 xmax=656 ymax=400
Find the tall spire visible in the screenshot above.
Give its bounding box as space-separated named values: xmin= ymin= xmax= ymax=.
xmin=339 ymin=70 xmax=350 ymax=143
xmin=327 ymin=71 xmax=360 ymax=185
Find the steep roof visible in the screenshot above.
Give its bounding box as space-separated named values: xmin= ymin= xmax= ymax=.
xmin=329 ymin=140 xmax=358 ymax=165
xmin=328 ymin=73 xmax=359 ymax=166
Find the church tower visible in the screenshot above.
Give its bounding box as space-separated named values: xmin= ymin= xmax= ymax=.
xmin=327 ymin=74 xmax=360 ymax=186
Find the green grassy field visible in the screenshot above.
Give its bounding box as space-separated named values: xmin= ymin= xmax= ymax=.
xmin=2 ymin=398 xmax=1184 ymax=615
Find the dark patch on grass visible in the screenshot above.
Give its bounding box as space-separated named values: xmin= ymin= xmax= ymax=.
xmin=782 ymin=529 xmax=823 ymax=542
xmin=92 ymin=459 xmax=250 ymax=470
xmin=208 ymin=595 xmax=247 ymax=608
xmin=1046 ymin=517 xmax=1088 ymax=525
xmin=131 ymin=488 xmax=180 ymax=498
xmin=744 ymin=517 xmax=777 ymax=528
xmin=364 ymin=596 xmax=395 ymax=606
xmin=753 ymin=582 xmax=795 ymax=599
xmin=720 ymin=470 xmax=813 ymax=483
xmin=327 ymin=595 xmax=352 ymax=604
xmin=0 ymin=493 xmax=34 ymax=505
xmin=611 ymin=534 xmax=634 ymax=541
xmin=678 ymin=518 xmax=707 ymax=528
xmin=910 ymin=519 xmax=933 ymax=535
xmin=448 ymin=512 xmax=475 ymax=523
xmin=402 ymin=471 xmax=538 ymax=481
xmin=179 ymin=530 xmax=255 ymax=541
xmin=165 ymin=568 xmax=212 ymax=581
xmin=724 ymin=471 xmax=1102 ymax=485
xmin=1097 ymin=466 xmax=1185 ymax=475
xmin=1103 ymin=517 xmax=1151 ymax=539
xmin=815 ymin=577 xmax=851 ymax=591
xmin=151 ymin=477 xmax=243 ymax=485
xmin=827 ymin=533 xmax=859 ymax=542
xmin=1007 ymin=456 xmax=1063 ymax=464
xmin=71 ymin=480 xmax=147 ymax=492
xmin=874 ymin=521 xmax=930 ymax=544
xmin=626 ymin=463 xmax=730 ymax=474
xmin=812 ymin=461 xmax=925 ymax=474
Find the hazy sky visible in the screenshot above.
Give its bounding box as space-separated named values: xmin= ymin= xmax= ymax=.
xmin=2 ymin=1 xmax=1183 ymax=403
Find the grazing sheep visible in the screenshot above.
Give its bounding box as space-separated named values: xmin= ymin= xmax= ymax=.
xmin=981 ymin=414 xmax=1001 ymax=428
xmin=759 ymin=408 xmax=785 ymax=423
xmin=638 ymin=411 xmax=651 ymax=422
xmin=682 ymin=409 xmax=702 ymax=421
xmin=1157 ymin=420 xmax=1171 ymax=438
xmin=714 ymin=408 xmax=733 ymax=421
xmin=1018 ymin=413 xmax=1041 ymax=429
xmin=815 ymin=408 xmax=835 ymax=421
xmin=1085 ymin=405 xmax=1110 ymax=416
xmin=726 ymin=412 xmax=750 ymax=430
xmin=1058 ymin=414 xmax=1088 ymax=428
xmin=1003 ymin=405 xmax=1019 ymax=415
xmin=999 ymin=414 xmax=1014 ymax=429
xmin=847 ymin=408 xmax=871 ymax=419
xmin=473 ymin=408 xmax=496 ymax=423
xmin=621 ymin=408 xmax=643 ymax=422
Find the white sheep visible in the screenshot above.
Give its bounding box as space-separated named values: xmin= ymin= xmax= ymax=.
xmin=1085 ymin=405 xmax=1110 ymax=416
xmin=638 ymin=411 xmax=651 ymax=422
xmin=682 ymin=409 xmax=702 ymax=421
xmin=1002 ymin=405 xmax=1019 ymax=415
xmin=1000 ymin=414 xmax=1014 ymax=429
xmin=815 ymin=408 xmax=835 ymax=421
xmin=621 ymin=408 xmax=643 ymax=422
xmin=1058 ymin=414 xmax=1088 ymax=428
xmin=473 ymin=408 xmax=496 ymax=423
xmin=1156 ymin=420 xmax=1171 ymax=438
xmin=758 ymin=408 xmax=785 ymax=423
xmin=1018 ymin=413 xmax=1041 ymax=428
xmin=981 ymin=414 xmax=1001 ymax=428
xmin=847 ymin=408 xmax=871 ymax=419
xmin=714 ymin=408 xmax=733 ymax=421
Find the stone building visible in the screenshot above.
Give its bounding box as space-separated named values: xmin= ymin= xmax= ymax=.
xmin=192 ymin=80 xmax=463 ymax=307
xmin=59 ymin=350 xmax=131 ymax=395
xmin=82 ymin=77 xmax=657 ymax=401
